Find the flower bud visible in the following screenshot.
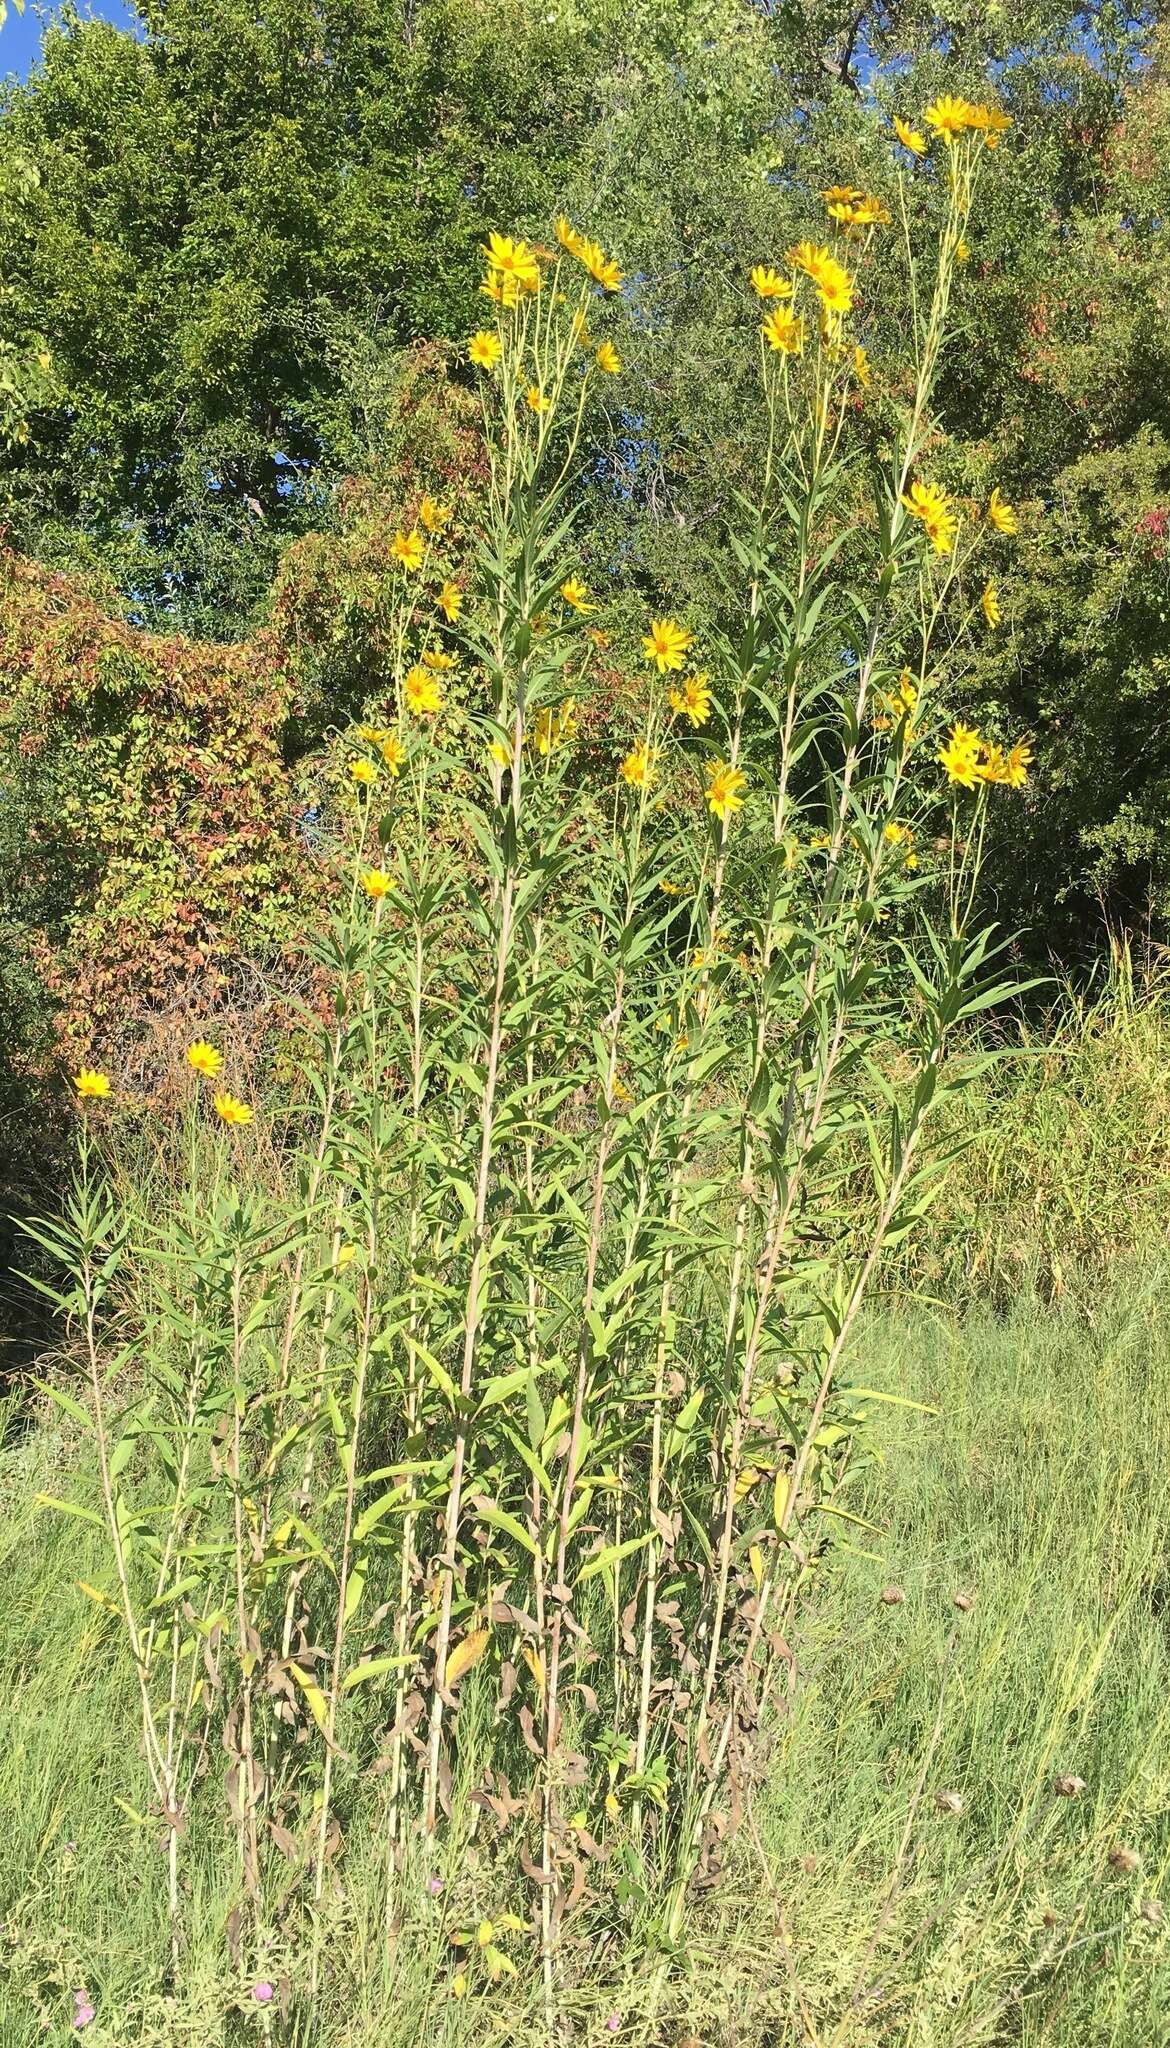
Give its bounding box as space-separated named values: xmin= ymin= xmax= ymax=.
xmin=880 ymin=1584 xmax=905 ymax=1606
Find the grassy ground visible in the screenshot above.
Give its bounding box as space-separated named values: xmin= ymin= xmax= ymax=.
xmin=2 ymin=1278 xmax=1166 ymax=2045
xmin=884 ymin=954 xmax=1170 ymax=1306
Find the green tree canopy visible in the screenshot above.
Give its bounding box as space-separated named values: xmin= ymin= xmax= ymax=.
xmin=2 ymin=0 xmax=1169 ymax=951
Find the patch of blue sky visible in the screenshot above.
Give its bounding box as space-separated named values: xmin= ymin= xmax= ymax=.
xmin=1 ymin=1 xmax=141 ymax=82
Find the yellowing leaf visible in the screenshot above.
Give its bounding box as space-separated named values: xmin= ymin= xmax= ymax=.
xmin=446 ymin=1628 xmax=490 ymax=1687
xmin=288 ymin=1662 xmax=329 ymax=1732
xmin=749 ymin=1543 xmax=764 ymax=1589
xmin=773 ymin=1469 xmax=790 ymax=1530
xmin=521 ymin=1642 xmax=545 ymax=1697
xmin=735 ymin=1465 xmax=762 ymax=1503
xmin=76 ymin=1580 xmax=120 ymax=1615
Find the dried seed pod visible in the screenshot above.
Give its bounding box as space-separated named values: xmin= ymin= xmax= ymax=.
xmin=880 ymin=1584 xmax=905 ymax=1607
xmin=1140 ymin=1898 xmax=1165 ymax=1926
xmin=1109 ymin=1846 xmax=1141 ymax=1875
xmin=953 ymin=1590 xmax=974 ymax=1612
xmin=1053 ymin=1773 xmax=1086 ymax=1798
xmin=934 ymin=1789 xmax=964 ymax=1816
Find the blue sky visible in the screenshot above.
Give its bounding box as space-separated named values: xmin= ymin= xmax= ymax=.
xmin=2 ymin=1 xmax=139 ymax=80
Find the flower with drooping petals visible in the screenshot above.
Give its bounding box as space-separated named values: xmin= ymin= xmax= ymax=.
xmin=967 ymin=104 xmax=1012 ymax=145
xmin=391 ymin=528 xmax=424 ymax=571
xmin=214 ymin=1090 xmax=254 ymax=1127
xmin=762 ymin=308 xmax=805 ymax=355
xmin=482 ymin=231 xmax=541 ymax=295
xmin=419 ymin=493 xmax=451 ymax=533
xmin=987 ymin=486 xmax=1017 ymax=534
xmin=405 ymin=666 xmax=443 ymax=717
xmin=579 ymin=236 xmax=623 ymax=292
xmin=668 ymin=672 xmax=713 ymax=728
xmin=437 ymin=581 xmax=463 ymax=623
xmin=532 ymin=700 xmax=578 ymax=756
xmin=938 ymin=722 xmax=983 ymax=789
xmin=555 ymin=214 xmax=587 ymax=261
xmin=894 ymin=116 xmax=927 ymax=156
xmin=981 ymin=580 xmax=1001 ymax=628
xmin=526 ymin=384 xmax=551 ymax=415
xmin=901 ymin=479 xmax=959 ymax=554
xmin=824 ymin=187 xmax=889 ymax=228
xmin=468 ymin=329 xmax=503 ymax=370
xmin=186 ymin=1040 xmax=223 ymax=1079
xmin=349 ymin=757 xmax=378 ymax=787
xmin=750 ymin=265 xmax=792 ymax=300
xmin=480 ymin=268 xmax=520 ymax=308
xmin=561 ymin=576 xmax=594 ymax=613
xmin=642 ymin=617 xmax=694 ymax=673
xmin=72 ymin=1067 xmax=110 ymax=1100
xmin=620 ymin=741 xmax=655 ymax=788
xmin=381 ymin=733 xmax=406 ymax=774
xmin=705 ymin=759 xmax=748 ymax=825
xmin=595 ymin=340 xmax=621 ymax=374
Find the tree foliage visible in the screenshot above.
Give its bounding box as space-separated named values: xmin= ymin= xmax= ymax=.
xmin=1 ymin=0 xmax=1169 ymax=994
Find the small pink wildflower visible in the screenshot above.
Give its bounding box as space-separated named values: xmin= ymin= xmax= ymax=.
xmin=605 ymin=2018 xmax=621 ymax=2035
xmin=252 ymin=1982 xmax=275 ymax=2004
xmin=428 ymin=1876 xmax=444 ymax=1896
xmin=72 ymin=1991 xmax=95 ymax=2029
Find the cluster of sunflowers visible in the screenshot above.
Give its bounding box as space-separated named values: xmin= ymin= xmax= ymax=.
xmin=751 ymin=237 xmax=856 ymax=358
xmin=895 ymin=97 xmax=1012 ymax=155
xmin=872 ymin=668 xmax=921 ymax=742
xmin=72 ymin=1040 xmax=253 ymax=1121
xmin=612 ymin=615 xmax=748 ymax=827
xmin=338 ymin=491 xmax=466 ymax=796
xmin=900 ymin=479 xmax=1016 ymax=561
xmin=938 ymin=725 xmax=1032 ymax=791
xmin=748 ymin=163 xmax=902 ymax=366
xmin=466 ymin=224 xmax=623 ymax=387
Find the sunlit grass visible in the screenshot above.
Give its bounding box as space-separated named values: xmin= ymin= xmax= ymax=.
xmin=4 ymin=1279 xmax=1166 ymax=2046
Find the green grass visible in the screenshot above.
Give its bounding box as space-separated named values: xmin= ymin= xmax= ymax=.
xmin=2 ymin=1280 xmax=1166 ymax=2045
xmin=883 ymin=955 xmax=1170 ymax=1306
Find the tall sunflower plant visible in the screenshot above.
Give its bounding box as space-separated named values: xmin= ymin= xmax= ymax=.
xmin=30 ymin=98 xmax=1032 ymax=2026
